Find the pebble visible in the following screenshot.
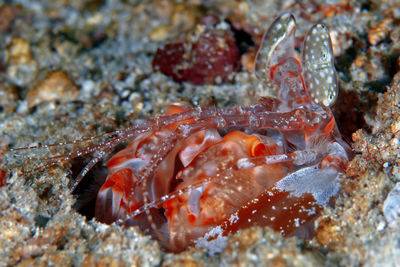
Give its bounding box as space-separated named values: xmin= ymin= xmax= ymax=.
xmin=0 ymin=83 xmax=18 ymax=112
xmin=26 ymin=70 xmax=79 ymax=108
xmin=6 ymin=37 xmax=38 ymax=86
xmin=0 ymin=4 xmax=15 ymax=32
xmin=383 ymin=182 xmax=400 ymax=227
xmin=368 ymin=17 xmax=392 ymax=46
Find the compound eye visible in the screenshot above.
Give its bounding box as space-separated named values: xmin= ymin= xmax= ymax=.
xmin=302 ymin=24 xmax=338 ymax=107
xmin=254 ymin=12 xmax=296 ymax=89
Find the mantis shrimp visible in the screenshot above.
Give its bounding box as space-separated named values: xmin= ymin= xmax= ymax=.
xmin=4 ymin=13 xmax=349 ymax=253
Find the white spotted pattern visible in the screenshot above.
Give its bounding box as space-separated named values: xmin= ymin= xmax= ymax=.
xmin=302 ymin=24 xmax=338 ymax=106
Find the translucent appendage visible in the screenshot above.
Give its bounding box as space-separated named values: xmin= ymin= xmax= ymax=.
xmin=255 ymin=13 xmax=296 ymax=86
xmin=302 ymin=24 xmax=338 ymax=107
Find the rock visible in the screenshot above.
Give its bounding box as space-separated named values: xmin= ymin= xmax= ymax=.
xmin=0 ymin=4 xmax=16 ymax=32
xmin=0 ymin=82 xmax=18 ymax=112
xmin=153 ymin=21 xmax=241 ymax=85
xmin=6 ymin=37 xmax=38 ymax=86
xmin=26 ymin=71 xmax=79 ymax=108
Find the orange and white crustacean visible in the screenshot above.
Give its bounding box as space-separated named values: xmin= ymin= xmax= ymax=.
xmin=92 ymin=13 xmax=349 ymax=252
xmin=5 ymin=13 xmax=349 ymax=253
